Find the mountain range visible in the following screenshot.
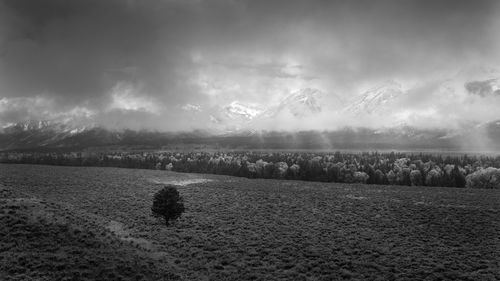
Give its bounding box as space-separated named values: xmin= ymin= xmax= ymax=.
xmin=2 ymin=118 xmax=500 ymax=152
xmin=211 ymin=66 xmax=500 ymax=127
xmin=207 ymin=88 xmax=331 ymax=127
xmin=2 ymin=68 xmax=500 ymax=151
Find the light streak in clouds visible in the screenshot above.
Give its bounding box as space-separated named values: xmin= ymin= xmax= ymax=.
xmin=0 ymin=0 xmax=500 ymax=131
xmin=108 ymin=82 xmax=159 ymax=113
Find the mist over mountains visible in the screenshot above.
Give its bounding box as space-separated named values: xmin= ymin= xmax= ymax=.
xmin=2 ymin=0 xmax=500 ymax=146
xmin=2 ymin=117 xmax=500 ymax=152
xmin=173 ymin=67 xmax=500 ymax=132
xmin=2 ymin=68 xmax=500 ymax=152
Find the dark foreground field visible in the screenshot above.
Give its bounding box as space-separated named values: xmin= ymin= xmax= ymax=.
xmin=1 ymin=164 xmax=499 ymax=280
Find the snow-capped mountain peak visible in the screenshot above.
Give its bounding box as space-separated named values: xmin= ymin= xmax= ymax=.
xmin=280 ymin=88 xmax=323 ymax=109
xmin=222 ymin=101 xmax=263 ymax=120
xmin=263 ymin=88 xmax=324 ymax=118
xmin=345 ymin=80 xmax=404 ymax=114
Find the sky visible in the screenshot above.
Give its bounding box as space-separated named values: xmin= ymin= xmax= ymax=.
xmin=1 ymin=0 xmax=500 ymax=131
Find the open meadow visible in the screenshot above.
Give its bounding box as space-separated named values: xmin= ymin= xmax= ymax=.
xmin=1 ymin=163 xmax=499 ymax=280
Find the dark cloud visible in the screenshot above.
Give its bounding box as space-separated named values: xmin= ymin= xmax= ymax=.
xmin=0 ymin=0 xmax=499 ymax=129
xmin=0 ymin=0 xmax=194 ymax=105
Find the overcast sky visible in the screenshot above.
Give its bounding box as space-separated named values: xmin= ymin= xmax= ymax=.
xmin=1 ymin=0 xmax=500 ymax=131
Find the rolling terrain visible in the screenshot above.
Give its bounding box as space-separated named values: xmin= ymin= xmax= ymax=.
xmin=1 ymin=164 xmax=499 ymax=280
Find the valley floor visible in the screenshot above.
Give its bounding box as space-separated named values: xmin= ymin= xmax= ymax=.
xmin=1 ymin=164 xmax=499 ymax=280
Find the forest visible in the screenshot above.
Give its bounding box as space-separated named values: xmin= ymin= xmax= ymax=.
xmin=2 ymin=150 xmax=500 ymax=189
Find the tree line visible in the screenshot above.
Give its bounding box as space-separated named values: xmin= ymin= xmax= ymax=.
xmin=2 ymin=150 xmax=500 ymax=188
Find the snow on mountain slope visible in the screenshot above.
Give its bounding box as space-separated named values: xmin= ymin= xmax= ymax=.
xmin=222 ymin=101 xmax=263 ymax=120
xmin=262 ymin=88 xmax=325 ymax=118
xmin=8 ymin=120 xmax=52 ymax=132
xmin=210 ymin=88 xmax=328 ymax=128
xmin=344 ymin=80 xmax=404 ymax=115
xmin=0 ymin=120 xmax=97 ymax=150
xmin=4 ymin=120 xmax=94 ymax=134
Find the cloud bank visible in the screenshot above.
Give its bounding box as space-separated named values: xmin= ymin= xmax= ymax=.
xmin=1 ymin=0 xmax=500 ymax=131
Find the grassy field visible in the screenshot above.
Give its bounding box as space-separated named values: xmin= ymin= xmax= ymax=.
xmin=1 ymin=164 xmax=499 ymax=280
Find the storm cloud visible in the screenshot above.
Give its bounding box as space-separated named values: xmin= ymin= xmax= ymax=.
xmin=1 ymin=0 xmax=499 ymax=130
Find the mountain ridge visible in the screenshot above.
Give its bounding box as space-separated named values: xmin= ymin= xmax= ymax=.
xmin=2 ymin=119 xmax=500 ymax=152
xmin=2 ymin=69 xmax=500 ymax=151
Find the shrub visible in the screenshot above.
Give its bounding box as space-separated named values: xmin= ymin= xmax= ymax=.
xmin=151 ymin=185 xmax=185 ymax=226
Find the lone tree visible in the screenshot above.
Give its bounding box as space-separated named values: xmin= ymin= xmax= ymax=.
xmin=151 ymin=185 xmax=185 ymax=226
